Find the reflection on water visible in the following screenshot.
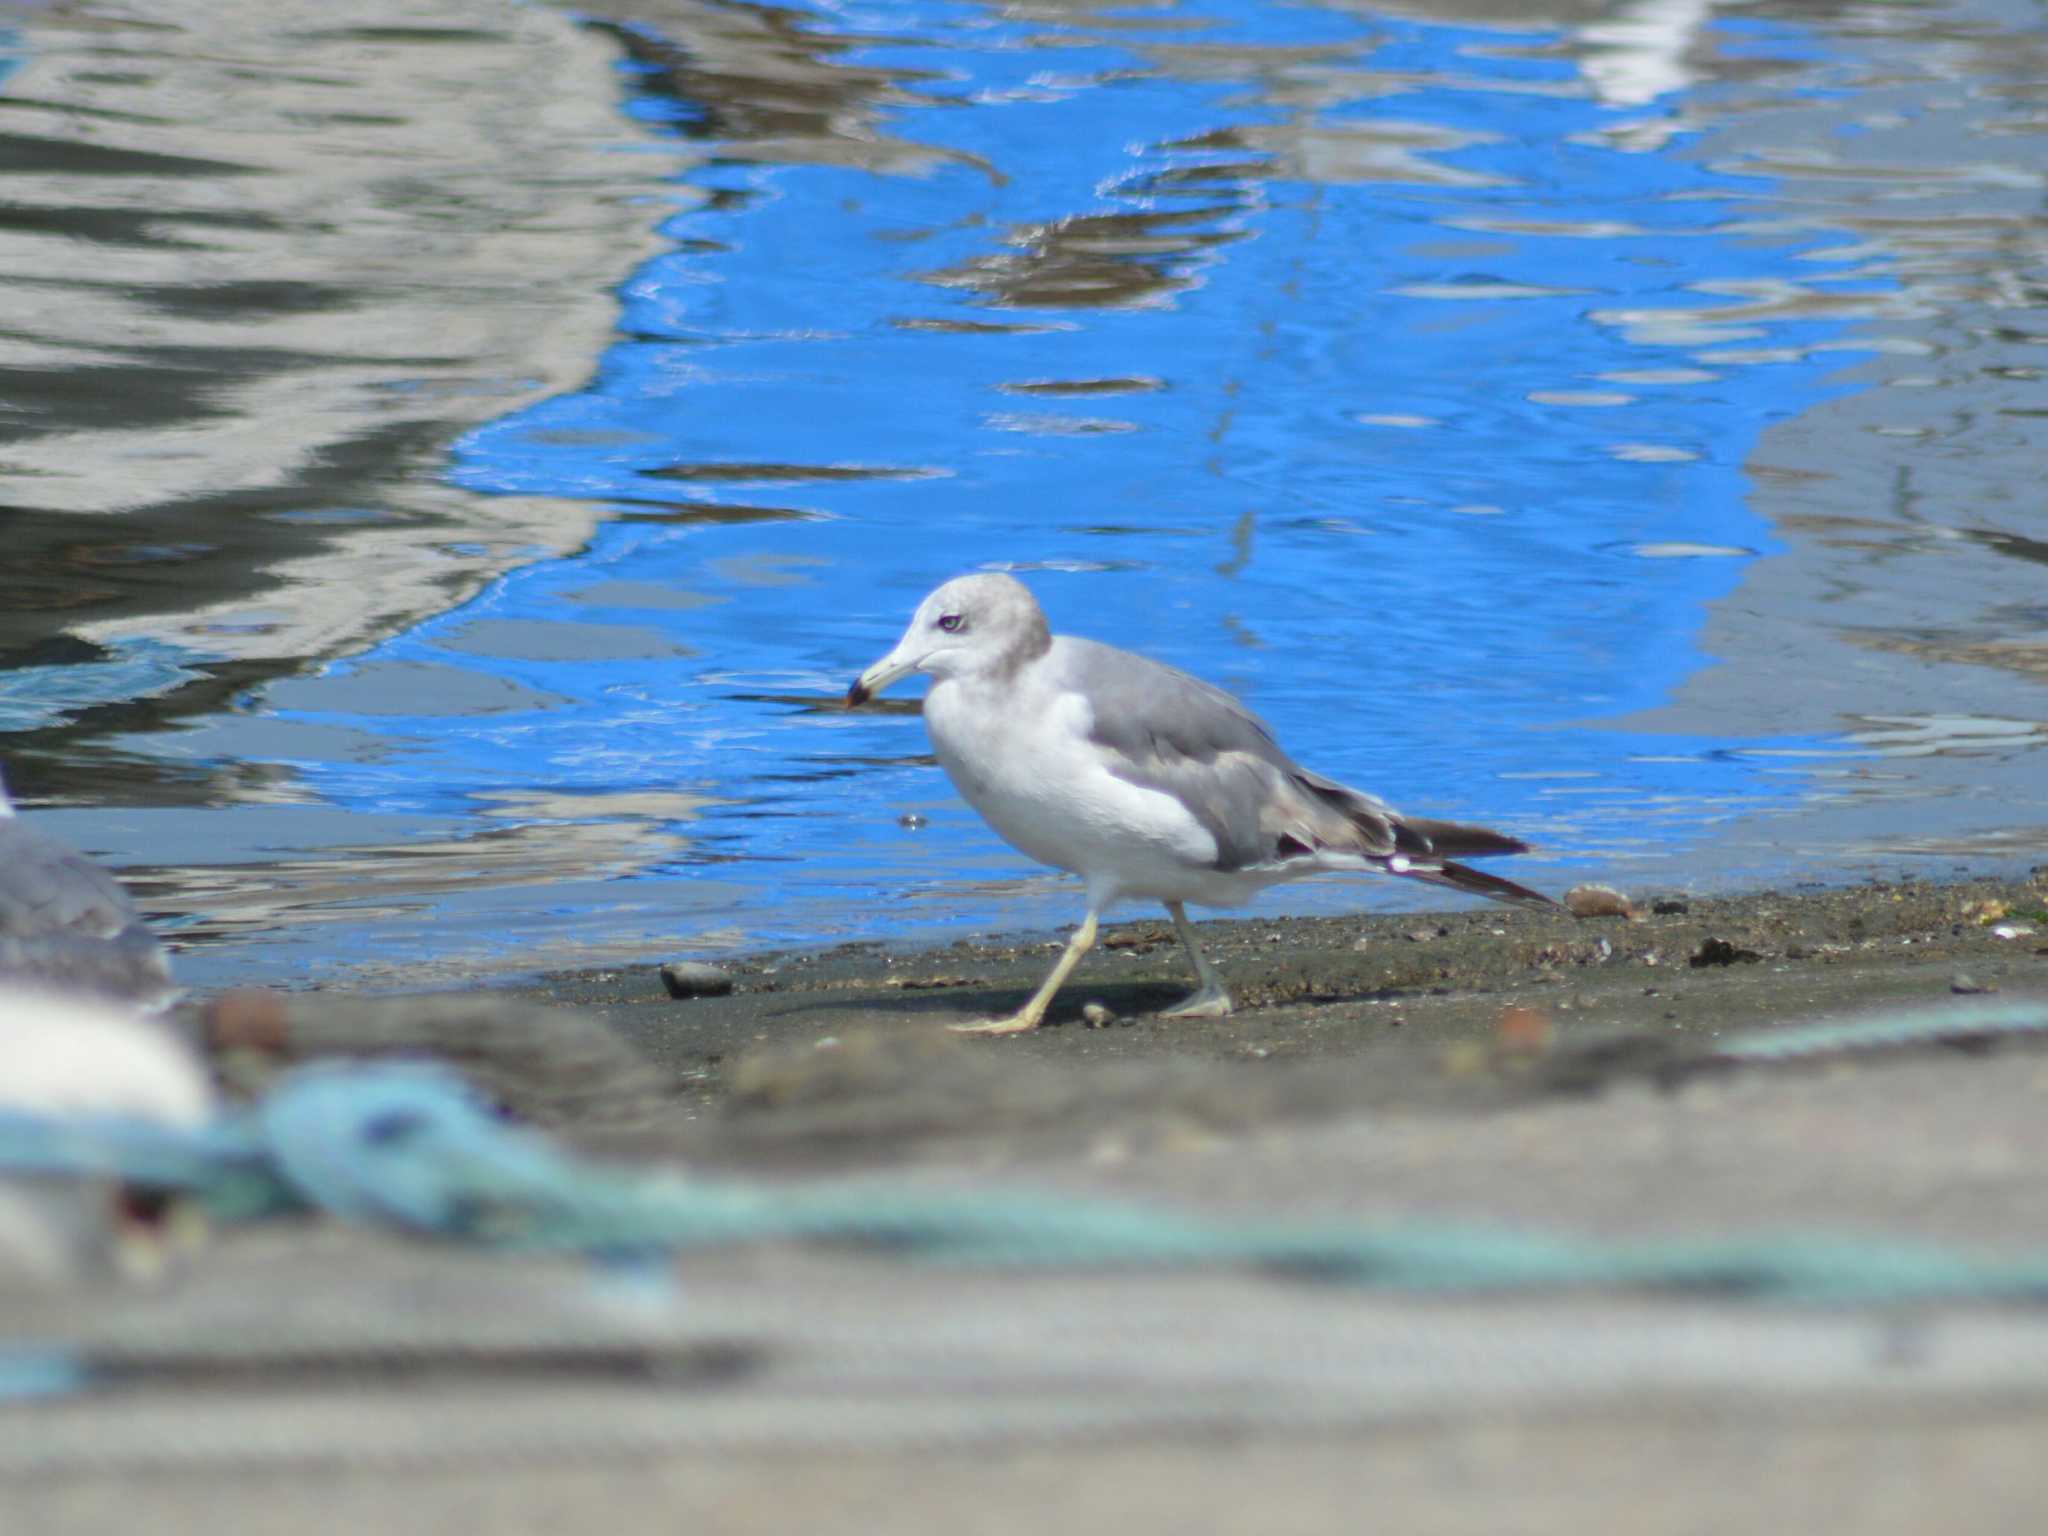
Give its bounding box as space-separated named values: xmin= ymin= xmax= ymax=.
xmin=0 ymin=0 xmax=692 ymax=794
xmin=0 ymin=0 xmax=2044 ymax=989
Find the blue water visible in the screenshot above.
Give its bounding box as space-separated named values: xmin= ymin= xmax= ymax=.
xmin=38 ymin=0 xmax=2015 ymax=988
xmin=226 ymin=1 xmax=1887 ymax=979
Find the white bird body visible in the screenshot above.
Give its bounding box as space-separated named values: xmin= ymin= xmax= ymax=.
xmin=0 ymin=987 xmax=212 ymax=1127
xmin=0 ymin=985 xmax=213 ymax=1288
xmin=924 ymin=657 xmax=1235 ymax=907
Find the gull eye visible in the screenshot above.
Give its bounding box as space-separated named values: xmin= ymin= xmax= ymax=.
xmin=936 ymin=613 xmax=964 ymax=633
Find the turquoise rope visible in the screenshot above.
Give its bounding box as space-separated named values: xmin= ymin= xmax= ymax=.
xmin=1711 ymin=999 xmax=2048 ymax=1062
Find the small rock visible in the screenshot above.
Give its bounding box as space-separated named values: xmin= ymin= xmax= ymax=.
xmin=1993 ymin=924 xmax=2037 ymax=940
xmin=1650 ymin=898 xmax=1691 ymax=916
xmin=1951 ymin=973 xmax=1997 ymax=995
xmin=1081 ymin=1001 xmax=1116 ymax=1028
xmin=660 ymin=961 xmax=734 ymax=999
xmin=1102 ymin=927 xmax=1170 ymax=951
xmin=1689 ymin=937 xmax=1762 ymax=968
xmin=1564 ymin=884 xmax=1635 ymax=920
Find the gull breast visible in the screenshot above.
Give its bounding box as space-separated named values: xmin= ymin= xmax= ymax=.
xmin=924 ymin=674 xmax=1219 ymax=885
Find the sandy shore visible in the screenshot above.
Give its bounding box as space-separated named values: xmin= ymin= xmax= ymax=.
xmin=25 ymin=867 xmax=2048 ymax=1534
xmin=481 ymin=869 xmax=2048 ymax=1153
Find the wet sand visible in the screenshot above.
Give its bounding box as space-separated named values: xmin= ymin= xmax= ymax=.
xmin=488 ymin=869 xmax=2048 ymax=1158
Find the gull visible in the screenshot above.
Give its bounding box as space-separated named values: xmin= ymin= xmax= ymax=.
xmin=848 ymin=573 xmax=1553 ymax=1035
xmin=0 ymin=769 xmax=177 ymax=1014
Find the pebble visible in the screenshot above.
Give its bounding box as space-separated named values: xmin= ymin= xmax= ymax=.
xmin=1564 ymin=884 xmax=1635 ymax=920
xmin=1650 ymin=898 xmax=1691 ymax=916
xmin=1951 ymin=973 xmax=1996 ymax=995
xmin=659 ymin=961 xmax=734 ymax=999
xmin=1081 ymin=1001 xmax=1117 ymax=1028
xmin=1689 ymin=937 xmax=1762 ymax=968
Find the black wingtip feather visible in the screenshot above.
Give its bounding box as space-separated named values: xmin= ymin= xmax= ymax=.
xmin=1397 ymin=816 xmax=1531 ymax=860
xmin=1414 ymin=858 xmax=1557 ymax=910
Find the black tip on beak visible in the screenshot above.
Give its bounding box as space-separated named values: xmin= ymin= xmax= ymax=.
xmin=845 ymin=680 xmax=871 ymax=708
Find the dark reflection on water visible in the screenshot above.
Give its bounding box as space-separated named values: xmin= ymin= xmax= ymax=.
xmin=0 ymin=0 xmax=2045 ymax=990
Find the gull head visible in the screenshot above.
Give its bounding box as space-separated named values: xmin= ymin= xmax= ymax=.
xmin=847 ymin=572 xmax=1051 ymax=705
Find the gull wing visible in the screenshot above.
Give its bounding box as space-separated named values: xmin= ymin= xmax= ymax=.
xmin=1057 ymin=637 xmax=1547 ymax=908
xmin=1057 ymin=637 xmax=1406 ymax=871
xmin=0 ymin=819 xmax=175 ymax=1007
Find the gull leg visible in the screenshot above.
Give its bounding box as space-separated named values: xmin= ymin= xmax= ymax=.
xmin=952 ymin=911 xmax=1098 ymax=1036
xmin=1160 ymin=901 xmax=1233 ymax=1019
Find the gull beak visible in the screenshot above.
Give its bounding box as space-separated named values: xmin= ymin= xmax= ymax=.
xmin=846 ymin=650 xmax=919 ymax=707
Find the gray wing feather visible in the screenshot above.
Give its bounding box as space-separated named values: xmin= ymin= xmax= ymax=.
xmin=1058 ymin=638 xmax=1405 ymax=870
xmin=0 ymin=822 xmax=139 ymax=940
xmin=0 ymin=820 xmax=174 ymax=1008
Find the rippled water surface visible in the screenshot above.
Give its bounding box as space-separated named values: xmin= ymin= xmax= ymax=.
xmin=2 ymin=0 xmax=2044 ymax=989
